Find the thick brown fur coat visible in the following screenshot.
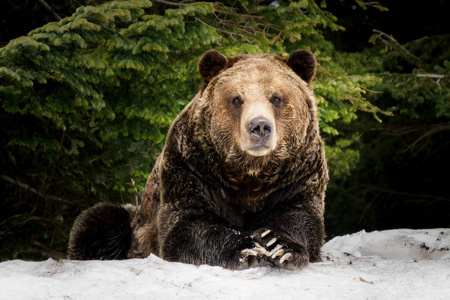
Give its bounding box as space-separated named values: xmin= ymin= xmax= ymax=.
xmin=68 ymin=50 xmax=329 ymax=270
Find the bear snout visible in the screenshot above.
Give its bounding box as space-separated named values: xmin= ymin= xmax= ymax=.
xmin=241 ymin=115 xmax=277 ymax=157
xmin=248 ymin=117 xmax=273 ymax=140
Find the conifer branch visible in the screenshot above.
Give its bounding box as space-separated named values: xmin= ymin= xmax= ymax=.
xmin=360 ymin=184 xmax=450 ymax=203
xmin=373 ymin=29 xmax=422 ymax=66
xmin=417 ymin=73 xmax=448 ymax=84
xmin=373 ymin=123 xmax=450 ymax=154
xmin=403 ymin=124 xmax=450 ymax=153
xmin=416 ymin=74 xmax=447 ymax=79
xmin=0 ymin=174 xmax=71 ymax=204
xmin=37 ymin=0 xmax=62 ymax=21
xmin=354 ymin=0 xmax=388 ymax=11
xmin=151 ymin=0 xmax=186 ymax=7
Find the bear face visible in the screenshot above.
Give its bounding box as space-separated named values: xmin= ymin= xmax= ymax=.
xmin=197 ymin=51 xmax=318 ymax=176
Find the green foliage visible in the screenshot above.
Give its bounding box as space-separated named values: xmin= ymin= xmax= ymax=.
xmin=325 ymin=33 xmax=450 ymax=238
xmin=372 ymin=34 xmax=450 ymax=120
xmin=325 ymin=133 xmax=361 ymax=179
xmin=352 ymin=0 xmax=388 ymax=12
xmin=315 ymin=51 xmax=388 ymax=135
xmin=0 ymin=0 xmax=392 ymax=260
xmin=0 ymin=0 xmax=220 ymax=260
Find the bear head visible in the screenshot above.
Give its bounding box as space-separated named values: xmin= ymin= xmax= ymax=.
xmin=194 ymin=49 xmax=319 ymax=177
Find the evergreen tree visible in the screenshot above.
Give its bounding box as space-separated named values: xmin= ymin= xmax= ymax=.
xmin=325 ymin=31 xmax=450 ymax=237
xmin=1 ymin=0 xmax=387 ymax=260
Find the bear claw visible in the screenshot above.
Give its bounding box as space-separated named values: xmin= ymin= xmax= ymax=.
xmin=261 ymin=229 xmax=271 ymax=238
xmin=279 ymin=253 xmax=293 ymax=264
xmin=239 ymin=243 xmax=269 ymax=269
xmin=267 ymin=244 xmax=283 ymax=257
xmin=266 ymin=237 xmax=277 ymax=247
xmin=241 ymin=245 xmax=267 ymax=257
xmin=272 ymin=249 xmax=285 ymax=259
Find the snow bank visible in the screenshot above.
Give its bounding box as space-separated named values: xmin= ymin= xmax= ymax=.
xmin=1 ymin=229 xmax=449 ymax=300
xmin=323 ymin=228 xmax=450 ymax=261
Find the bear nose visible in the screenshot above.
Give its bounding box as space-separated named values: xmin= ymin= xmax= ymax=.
xmin=248 ymin=117 xmax=273 ymax=140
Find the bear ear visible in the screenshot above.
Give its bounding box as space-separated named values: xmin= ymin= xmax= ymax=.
xmin=286 ymin=50 xmax=317 ymax=84
xmin=198 ymin=50 xmax=227 ymax=82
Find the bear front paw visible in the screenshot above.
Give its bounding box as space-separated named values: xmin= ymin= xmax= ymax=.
xmin=251 ymin=228 xmax=309 ymax=270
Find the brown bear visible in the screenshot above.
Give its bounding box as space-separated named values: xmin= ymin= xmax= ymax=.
xmin=68 ymin=49 xmax=329 ymax=270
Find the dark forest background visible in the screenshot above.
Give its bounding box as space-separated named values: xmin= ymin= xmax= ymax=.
xmin=1 ymin=0 xmax=449 ymax=261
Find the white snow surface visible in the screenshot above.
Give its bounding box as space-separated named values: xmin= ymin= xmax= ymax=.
xmin=1 ymin=229 xmax=449 ymax=300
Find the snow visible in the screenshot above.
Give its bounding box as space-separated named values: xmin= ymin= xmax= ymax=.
xmin=1 ymin=229 xmax=449 ymax=300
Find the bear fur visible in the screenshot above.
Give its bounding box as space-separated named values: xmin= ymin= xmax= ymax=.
xmin=68 ymin=49 xmax=329 ymax=270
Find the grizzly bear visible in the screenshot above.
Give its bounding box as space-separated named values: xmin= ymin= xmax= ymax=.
xmin=68 ymin=49 xmax=329 ymax=270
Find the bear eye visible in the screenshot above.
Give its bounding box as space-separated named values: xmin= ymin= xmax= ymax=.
xmin=231 ymin=96 xmax=243 ymax=106
xmin=270 ymin=95 xmax=283 ymax=106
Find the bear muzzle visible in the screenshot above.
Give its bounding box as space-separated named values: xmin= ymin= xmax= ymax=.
xmin=248 ymin=116 xmax=273 ymax=140
xmin=241 ymin=116 xmax=277 ymax=157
